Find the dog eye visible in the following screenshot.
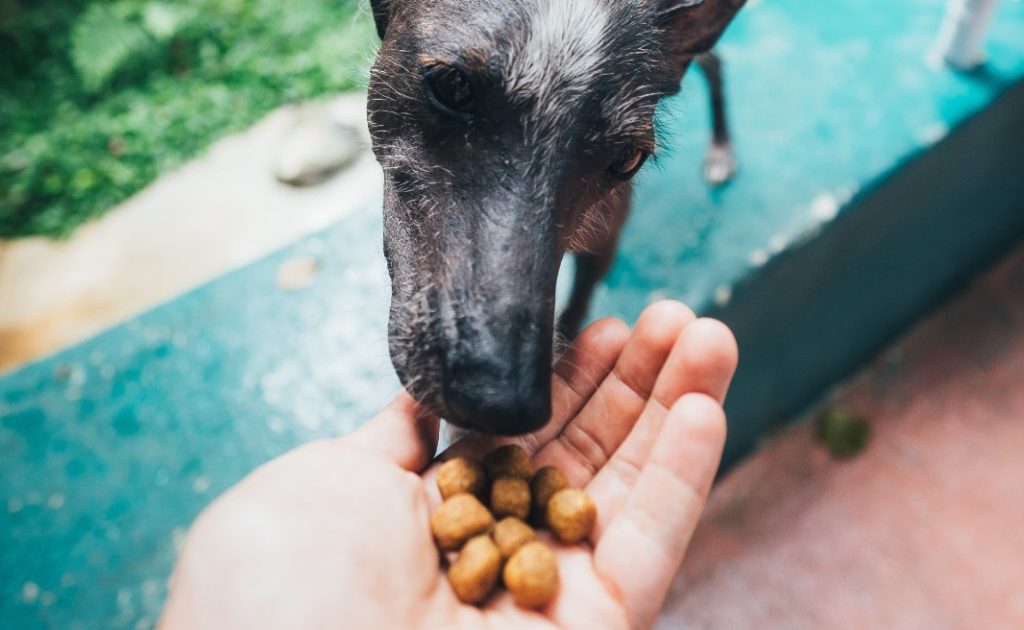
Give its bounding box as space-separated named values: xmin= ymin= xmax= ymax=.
xmin=424 ymin=66 xmax=475 ymax=115
xmin=609 ymin=149 xmax=649 ymax=180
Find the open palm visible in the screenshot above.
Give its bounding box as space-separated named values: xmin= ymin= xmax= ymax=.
xmin=161 ymin=302 xmax=738 ymax=630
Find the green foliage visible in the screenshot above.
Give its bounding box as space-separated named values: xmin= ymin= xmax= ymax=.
xmin=70 ymin=4 xmax=153 ymax=92
xmin=141 ymin=3 xmax=189 ymax=41
xmin=0 ymin=0 xmax=376 ymax=239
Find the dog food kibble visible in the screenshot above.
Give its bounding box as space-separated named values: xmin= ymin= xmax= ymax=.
xmin=503 ymin=541 xmax=560 ymax=609
xmin=530 ymin=466 xmax=568 ymax=526
xmin=448 ymin=535 xmax=503 ymax=604
xmin=483 ymin=444 xmax=532 ymax=480
xmin=490 ymin=476 xmax=531 ymax=520
xmin=437 ymin=457 xmax=487 ymax=501
xmin=430 ymin=457 xmax=594 ymax=610
xmin=492 ymin=517 xmax=537 ymax=559
xmin=546 ymin=488 xmax=596 ymax=544
xmin=431 ymin=494 xmax=494 ymax=551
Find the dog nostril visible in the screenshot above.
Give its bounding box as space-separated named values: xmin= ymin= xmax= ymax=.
xmin=443 ymin=371 xmax=551 ymax=436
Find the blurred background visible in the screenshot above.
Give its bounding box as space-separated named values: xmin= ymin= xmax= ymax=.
xmin=0 ymin=0 xmax=375 ymax=238
xmin=2 ymin=0 xmax=1023 ymax=628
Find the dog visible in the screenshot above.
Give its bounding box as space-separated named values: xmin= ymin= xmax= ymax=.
xmin=367 ymin=0 xmax=745 ymax=435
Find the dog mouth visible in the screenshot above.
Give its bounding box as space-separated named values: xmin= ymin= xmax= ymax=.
xmin=388 ymin=330 xmax=449 ymax=415
xmin=390 ymin=337 xmax=544 ymax=435
xmin=387 ymin=303 xmax=556 ymax=436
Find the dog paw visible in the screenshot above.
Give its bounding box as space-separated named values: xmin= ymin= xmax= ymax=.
xmin=703 ymin=142 xmax=737 ymax=187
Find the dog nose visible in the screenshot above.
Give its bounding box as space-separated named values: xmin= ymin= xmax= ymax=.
xmin=443 ymin=355 xmax=551 ymax=435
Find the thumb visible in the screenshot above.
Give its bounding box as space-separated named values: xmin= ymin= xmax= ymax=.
xmin=345 ymin=391 xmax=441 ymax=472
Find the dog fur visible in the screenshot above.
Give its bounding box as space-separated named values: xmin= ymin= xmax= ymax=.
xmin=367 ymin=0 xmax=745 ymax=434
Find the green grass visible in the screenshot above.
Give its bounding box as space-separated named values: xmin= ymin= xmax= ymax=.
xmin=0 ymin=0 xmax=377 ymax=239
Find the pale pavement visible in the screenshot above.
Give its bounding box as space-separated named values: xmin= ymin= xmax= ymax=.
xmin=0 ymin=94 xmax=382 ymax=373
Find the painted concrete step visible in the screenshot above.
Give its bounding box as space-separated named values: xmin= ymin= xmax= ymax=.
xmin=601 ymin=0 xmax=1024 ymax=467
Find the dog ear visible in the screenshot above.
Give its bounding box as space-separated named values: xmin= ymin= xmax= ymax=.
xmin=657 ymin=0 xmax=745 ymax=57
xmin=369 ymin=0 xmax=391 ymax=39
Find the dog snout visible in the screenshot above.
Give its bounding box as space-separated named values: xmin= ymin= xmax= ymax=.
xmin=442 ymin=347 xmax=552 ymax=435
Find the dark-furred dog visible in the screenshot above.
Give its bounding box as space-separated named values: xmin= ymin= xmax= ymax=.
xmin=367 ymin=0 xmax=745 ymax=434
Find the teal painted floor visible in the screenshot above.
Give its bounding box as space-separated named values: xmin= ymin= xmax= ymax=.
xmin=3 ymin=1 xmax=1023 ymax=627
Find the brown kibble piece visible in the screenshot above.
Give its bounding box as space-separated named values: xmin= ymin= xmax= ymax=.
xmin=483 ymin=444 xmax=532 ymax=480
xmin=492 ymin=517 xmax=537 ymax=559
xmin=530 ymin=466 xmax=569 ymax=526
xmin=490 ymin=476 xmax=531 ymax=520
xmin=547 ymin=488 xmax=596 ymax=545
xmin=437 ymin=457 xmax=487 ymax=501
xmin=431 ymin=494 xmax=495 ymax=551
xmin=448 ymin=535 xmax=502 ymax=604
xmin=503 ymin=541 xmax=559 ymax=609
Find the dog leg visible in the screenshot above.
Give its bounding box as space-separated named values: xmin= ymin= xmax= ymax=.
xmin=557 ymin=250 xmax=614 ymax=342
xmin=931 ymin=0 xmax=1000 ymax=70
xmin=697 ymin=50 xmax=737 ymax=187
xmin=557 ymin=192 xmax=630 ymax=341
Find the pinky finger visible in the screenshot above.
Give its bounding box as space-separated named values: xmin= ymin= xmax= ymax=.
xmin=591 ymin=394 xmax=726 ymax=629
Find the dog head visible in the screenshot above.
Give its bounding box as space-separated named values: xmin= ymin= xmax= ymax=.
xmin=367 ymin=0 xmax=742 ymax=434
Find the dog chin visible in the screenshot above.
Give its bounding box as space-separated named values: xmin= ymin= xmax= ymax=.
xmin=392 ymin=364 xmax=497 ymax=436
xmin=391 ymin=358 xmax=440 ymax=405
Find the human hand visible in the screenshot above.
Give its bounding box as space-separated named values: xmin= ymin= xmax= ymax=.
xmin=160 ymin=301 xmax=738 ymax=629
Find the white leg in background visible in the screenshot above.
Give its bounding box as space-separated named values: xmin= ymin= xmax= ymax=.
xmin=931 ymin=0 xmax=1001 ymax=70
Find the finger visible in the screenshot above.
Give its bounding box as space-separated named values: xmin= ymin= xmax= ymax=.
xmin=651 ymin=317 xmax=738 ymax=406
xmin=592 ymin=394 xmax=726 ymax=629
xmin=433 ymin=317 xmax=630 ymax=461
xmin=585 ymin=318 xmax=737 ymax=535
xmin=531 ymin=301 xmax=696 ymax=486
xmin=548 ymin=317 xmax=632 ymax=441
xmin=345 ymin=391 xmax=441 ymax=473
xmin=546 ymin=544 xmax=630 ymax=629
